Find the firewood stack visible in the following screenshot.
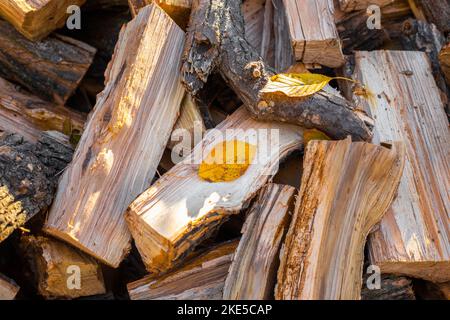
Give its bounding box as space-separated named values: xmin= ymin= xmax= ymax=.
xmin=0 ymin=0 xmax=448 ymax=300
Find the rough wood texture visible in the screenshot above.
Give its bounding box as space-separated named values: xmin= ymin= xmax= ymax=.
xmin=361 ymin=274 xmax=415 ymax=300
xmin=44 ymin=4 xmax=186 ymax=268
xmin=339 ymin=0 xmax=395 ymax=12
xmin=127 ymin=241 xmax=237 ymax=300
xmin=182 ymin=0 xmax=372 ymax=141
xmin=0 ymin=273 xmax=19 ymax=300
xmin=128 ymin=0 xmax=191 ymax=28
xmin=126 ymin=106 xmax=303 ymax=274
xmin=0 ymin=0 xmax=86 ymax=40
xmin=411 ymin=0 xmax=450 ymax=34
xmin=223 ymin=183 xmax=295 ymax=300
xmin=0 ymin=20 xmax=96 ymax=105
xmin=349 ymin=51 xmax=450 ymax=283
xmin=20 ymin=235 xmax=105 ymax=299
xmin=0 ymin=77 xmax=86 ymax=142
xmin=0 ymin=132 xmax=73 ymax=243
xmin=283 ymin=0 xmax=344 ymax=68
xmin=440 ymin=43 xmax=450 ymax=87
xmin=275 ymin=138 xmax=405 ymax=300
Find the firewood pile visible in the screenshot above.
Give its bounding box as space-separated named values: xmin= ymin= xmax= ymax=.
xmin=0 ymin=0 xmax=448 ymax=300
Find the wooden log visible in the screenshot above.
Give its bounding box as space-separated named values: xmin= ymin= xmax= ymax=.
xmin=20 ymin=235 xmax=105 ymax=299
xmin=349 ymin=51 xmax=450 ymax=283
xmin=182 ymin=0 xmax=372 ymax=141
xmin=128 ymin=0 xmax=191 ymax=28
xmin=439 ymin=43 xmax=450 ymax=87
xmin=0 ymin=273 xmax=19 ymax=300
xmin=44 ymin=4 xmax=186 ymax=268
xmin=409 ymin=0 xmax=450 ymax=34
xmin=223 ymin=183 xmax=295 ymax=300
xmin=338 ymin=0 xmax=395 ymax=12
xmin=127 ymin=240 xmax=237 ymax=300
xmin=0 ymin=20 xmax=96 ymax=105
xmin=0 ymin=77 xmax=86 ymax=143
xmin=0 ymin=0 xmax=86 ymax=40
xmin=413 ymin=280 xmax=450 ymax=300
xmin=275 ymin=138 xmax=405 ymax=300
xmin=0 ymin=132 xmax=73 ymax=242
xmin=283 ymin=0 xmax=345 ymax=68
xmin=126 ymin=106 xmax=303 ymax=274
xmin=361 ymin=274 xmax=415 ymax=300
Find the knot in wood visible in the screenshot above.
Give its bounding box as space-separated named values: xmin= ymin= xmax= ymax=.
xmin=245 ymin=61 xmax=263 ymax=79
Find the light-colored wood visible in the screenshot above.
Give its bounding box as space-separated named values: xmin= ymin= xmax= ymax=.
xmin=44 ymin=4 xmax=186 ymax=268
xmin=0 ymin=77 xmax=86 ymax=143
xmin=0 ymin=0 xmax=86 ymax=40
xmin=276 ymin=138 xmax=405 ymax=300
xmin=350 ymin=51 xmax=450 ymax=283
xmin=339 ymin=0 xmax=395 ymax=12
xmin=283 ymin=0 xmax=344 ymax=68
xmin=439 ymin=43 xmax=450 ymax=87
xmin=128 ymin=0 xmax=191 ymax=28
xmin=0 ymin=274 xmax=19 ymax=300
xmin=20 ymin=235 xmax=105 ymax=299
xmin=223 ymin=183 xmax=295 ymax=300
xmin=127 ymin=240 xmax=238 ymax=300
xmin=126 ymin=106 xmax=303 ymax=274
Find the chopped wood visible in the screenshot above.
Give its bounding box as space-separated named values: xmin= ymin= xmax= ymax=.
xmin=338 ymin=0 xmax=396 ymax=12
xmin=361 ymin=274 xmax=415 ymax=300
xmin=0 ymin=132 xmax=73 ymax=243
xmin=223 ymin=183 xmax=295 ymax=300
xmin=126 ymin=106 xmax=303 ymax=274
xmin=44 ymin=4 xmax=186 ymax=268
xmin=20 ymin=235 xmax=105 ymax=299
xmin=0 ymin=20 xmax=96 ymax=105
xmin=0 ymin=273 xmax=19 ymax=300
xmin=182 ymin=0 xmax=372 ymax=141
xmin=127 ymin=240 xmax=238 ymax=300
xmin=0 ymin=77 xmax=86 ymax=143
xmin=283 ymin=0 xmax=345 ymax=68
xmin=275 ymin=138 xmax=405 ymax=300
xmin=0 ymin=0 xmax=86 ymax=40
xmin=349 ymin=50 xmax=450 ymax=283
xmin=439 ymin=43 xmax=450 ymax=87
xmin=128 ymin=0 xmax=191 ymax=28
xmin=409 ymin=0 xmax=450 ymax=34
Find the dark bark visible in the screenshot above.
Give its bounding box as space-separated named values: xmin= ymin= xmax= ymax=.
xmin=415 ymin=0 xmax=450 ymax=35
xmin=361 ymin=274 xmax=415 ymax=300
xmin=181 ymin=0 xmax=373 ymax=141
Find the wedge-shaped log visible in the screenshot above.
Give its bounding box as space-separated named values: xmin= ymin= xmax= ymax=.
xmin=128 ymin=0 xmax=191 ymax=28
xmin=0 ymin=20 xmax=96 ymax=105
xmin=44 ymin=4 xmax=186 ymax=267
xmin=20 ymin=235 xmax=105 ymax=299
xmin=128 ymin=241 xmax=237 ymax=300
xmin=0 ymin=273 xmax=19 ymax=300
xmin=276 ymin=138 xmax=405 ymax=300
xmin=223 ymin=183 xmax=295 ymax=300
xmin=349 ymin=51 xmax=450 ymax=283
xmin=0 ymin=0 xmax=86 ymax=40
xmin=126 ymin=106 xmax=303 ymax=274
xmin=283 ymin=0 xmax=344 ymax=68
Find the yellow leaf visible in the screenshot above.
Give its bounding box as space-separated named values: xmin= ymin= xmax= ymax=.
xmin=198 ymin=140 xmax=257 ymax=183
xmin=303 ymin=129 xmax=331 ymax=145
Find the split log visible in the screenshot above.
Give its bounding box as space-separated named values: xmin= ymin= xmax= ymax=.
xmin=223 ymin=183 xmax=295 ymax=300
xmin=126 ymin=106 xmax=303 ymax=274
xmin=0 ymin=77 xmax=86 ymax=142
xmin=182 ymin=0 xmax=372 ymax=141
xmin=0 ymin=273 xmax=19 ymax=300
xmin=409 ymin=0 xmax=450 ymax=34
xmin=44 ymin=4 xmax=186 ymax=268
xmin=349 ymin=51 xmax=450 ymax=283
xmin=0 ymin=132 xmax=73 ymax=242
xmin=128 ymin=240 xmax=237 ymax=300
xmin=283 ymin=0 xmax=344 ymax=68
xmin=439 ymin=43 xmax=450 ymax=87
xmin=275 ymin=138 xmax=405 ymax=300
xmin=361 ymin=274 xmax=415 ymax=300
xmin=128 ymin=0 xmax=191 ymax=28
xmin=20 ymin=235 xmax=105 ymax=299
xmin=0 ymin=0 xmax=86 ymax=40
xmin=0 ymin=20 xmax=96 ymax=105
xmin=338 ymin=0 xmax=395 ymax=12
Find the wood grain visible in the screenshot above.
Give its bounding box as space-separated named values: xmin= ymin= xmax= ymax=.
xmin=128 ymin=0 xmax=191 ymax=28
xmin=0 ymin=273 xmax=19 ymax=300
xmin=339 ymin=0 xmax=395 ymax=12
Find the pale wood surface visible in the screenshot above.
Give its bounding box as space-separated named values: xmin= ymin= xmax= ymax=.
xmin=127 ymin=241 xmax=238 ymax=300
xmin=128 ymin=0 xmax=191 ymax=28
xmin=276 ymin=138 xmax=405 ymax=300
xmin=20 ymin=235 xmax=105 ymax=299
xmin=126 ymin=106 xmax=303 ymax=274
xmin=350 ymin=51 xmax=450 ymax=283
xmin=223 ymin=183 xmax=295 ymax=300
xmin=0 ymin=273 xmax=19 ymax=300
xmin=0 ymin=0 xmax=87 ymax=40
xmin=44 ymin=4 xmax=186 ymax=267
xmin=283 ymin=0 xmax=344 ymax=67
xmin=339 ymin=0 xmax=395 ymax=12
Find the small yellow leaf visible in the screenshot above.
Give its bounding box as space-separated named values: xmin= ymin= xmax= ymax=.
xmin=198 ymin=140 xmax=257 ymax=183
xmin=303 ymin=129 xmax=331 ymax=145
